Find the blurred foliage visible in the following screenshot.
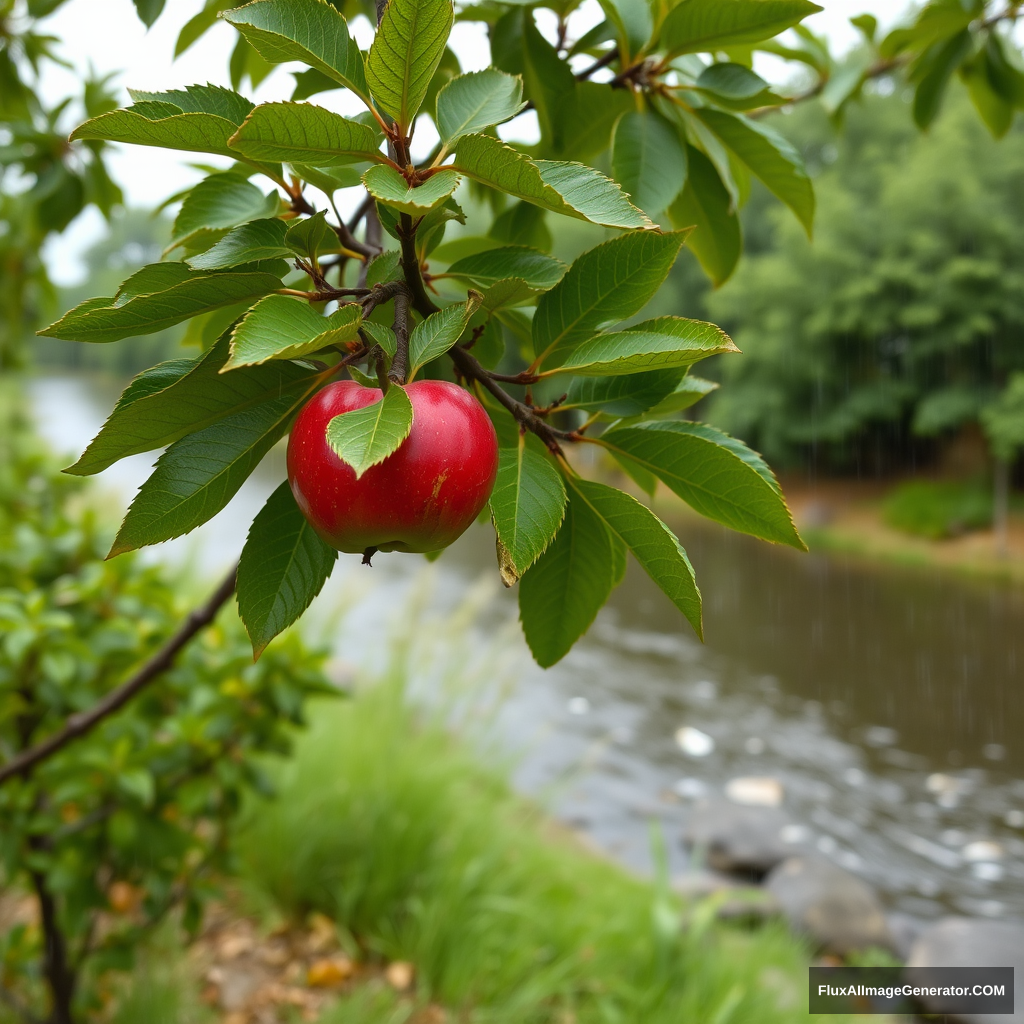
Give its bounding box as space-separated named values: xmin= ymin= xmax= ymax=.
xmin=36 ymin=208 xmax=188 ymax=376
xmin=0 ymin=390 xmax=333 ymax=1022
xmin=982 ymin=370 xmax=1024 ymax=461
xmin=0 ymin=0 xmax=125 ymax=369
xmin=882 ymin=478 xmax=993 ymax=539
xmin=704 ymin=88 xmax=1024 ymax=474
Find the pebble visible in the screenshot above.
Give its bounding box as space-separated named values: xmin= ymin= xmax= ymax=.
xmin=725 ymin=776 xmax=784 ymax=807
xmin=961 ymin=841 xmax=1003 ymax=862
xmin=675 ymin=726 xmax=714 ymax=757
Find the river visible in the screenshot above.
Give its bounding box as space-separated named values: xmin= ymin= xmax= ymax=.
xmin=29 ymin=374 xmax=1024 ymax=927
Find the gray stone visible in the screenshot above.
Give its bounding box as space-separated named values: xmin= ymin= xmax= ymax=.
xmin=886 ymin=912 xmax=926 ymax=962
xmin=906 ymin=917 xmax=1024 ymax=1023
xmin=765 ymin=856 xmax=894 ymax=955
xmin=683 ymin=800 xmax=799 ymax=876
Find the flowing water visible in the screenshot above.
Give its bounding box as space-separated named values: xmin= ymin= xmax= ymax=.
xmin=29 ymin=374 xmax=1024 ymax=926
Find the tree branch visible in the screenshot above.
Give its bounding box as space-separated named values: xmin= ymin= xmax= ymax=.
xmin=388 ymin=287 xmax=411 ymax=384
xmin=0 ymin=566 xmax=238 ymax=787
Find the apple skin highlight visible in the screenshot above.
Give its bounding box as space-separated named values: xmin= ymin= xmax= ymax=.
xmin=287 ymin=380 xmax=499 ymax=555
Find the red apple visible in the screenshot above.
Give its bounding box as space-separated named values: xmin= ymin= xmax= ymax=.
xmin=287 ymin=379 xmax=499 ymax=556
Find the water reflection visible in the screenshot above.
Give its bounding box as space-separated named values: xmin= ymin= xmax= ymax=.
xmin=29 ymin=374 xmax=1024 ymax=924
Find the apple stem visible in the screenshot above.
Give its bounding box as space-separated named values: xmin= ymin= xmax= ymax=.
xmin=362 ymin=547 xmax=378 ymax=566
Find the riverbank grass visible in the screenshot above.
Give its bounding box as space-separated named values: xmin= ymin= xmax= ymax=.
xmin=236 ymin=672 xmax=857 ymax=1023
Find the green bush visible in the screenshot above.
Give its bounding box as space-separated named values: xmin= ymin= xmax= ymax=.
xmin=882 ymin=479 xmax=993 ymax=540
xmin=0 ymin=396 xmax=333 ymax=1023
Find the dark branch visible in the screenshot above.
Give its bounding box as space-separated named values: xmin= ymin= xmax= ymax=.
xmin=388 ymin=287 xmax=411 ymax=385
xmin=575 ymin=47 xmax=618 ymax=81
xmin=0 ymin=566 xmax=238 ymax=787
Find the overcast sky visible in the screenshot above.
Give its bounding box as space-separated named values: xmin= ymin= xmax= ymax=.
xmin=36 ymin=0 xmax=908 ymax=283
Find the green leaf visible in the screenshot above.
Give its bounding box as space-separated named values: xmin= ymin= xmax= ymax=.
xmin=110 ymin=384 xmax=319 ymax=555
xmin=476 ymin=278 xmax=538 ymax=313
xmin=361 ymin=321 xmax=398 ymax=358
xmin=598 ymin=0 xmax=652 ymax=59
xmin=599 ymin=421 xmax=805 ymax=548
xmin=326 ymin=384 xmax=414 ymax=479
xmin=436 ymin=68 xmax=525 ymax=146
xmin=641 ymin=374 xmax=718 ymax=417
xmin=454 ymin=133 xmax=653 ymax=230
xmin=226 ymin=296 xmax=363 ymax=368
xmin=694 ymin=62 xmax=780 ymax=108
xmin=555 ymin=81 xmax=634 ymax=164
xmin=668 ymin=144 xmax=741 ymax=286
xmin=490 ymin=436 xmax=566 ymax=582
xmin=564 ymin=368 xmax=686 ymax=416
xmin=284 ymin=209 xmax=334 ymax=260
xmin=187 ymin=218 xmax=293 ymax=270
xmin=912 ymin=29 xmax=973 ymax=129
xmin=365 ymin=250 xmax=402 ymax=287
xmin=71 ymin=106 xmax=244 ymax=161
xmin=551 ymin=316 xmax=736 ymax=376
xmin=536 ymin=159 xmax=656 ymax=230
xmin=409 ymin=293 xmax=483 ymax=373
xmin=691 ymin=108 xmax=813 ymax=233
xmin=366 ymin=0 xmax=454 ymax=127
xmin=176 ymin=0 xmax=236 ymax=57
xmin=133 ymin=0 xmax=166 ymax=28
xmin=660 ymin=0 xmax=822 ymax=57
xmin=38 ymin=265 xmax=283 ymax=343
xmin=518 ymin=489 xmax=615 ymax=667
xmin=127 ymin=83 xmax=254 ymax=125
xmin=532 ymin=230 xmax=688 ymax=366
xmin=172 ymin=172 xmax=280 ymax=248
xmin=237 ymin=481 xmax=338 ymax=657
xmin=223 ymin=0 xmax=370 ymax=104
xmin=445 ymin=246 xmax=566 ymax=289
xmin=570 ymin=478 xmax=702 ymax=638
xmin=521 ymin=12 xmax=577 ymax=151
xmin=612 ymin=110 xmax=687 ymax=217
xmin=362 ymin=165 xmax=461 ymax=214
xmin=489 ymin=201 xmax=552 ymax=251
xmin=961 ymin=50 xmax=1015 ymax=138
xmin=66 ymin=332 xmax=323 ymax=476
xmin=228 ymin=102 xmax=384 ymax=165
xmin=292 ymin=163 xmax=366 ymax=194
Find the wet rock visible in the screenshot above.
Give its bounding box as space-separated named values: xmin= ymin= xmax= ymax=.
xmin=765 ymin=856 xmax=894 ymax=955
xmin=671 ymin=868 xmax=743 ymax=898
xmin=683 ymin=800 xmax=800 ymax=876
xmin=907 ymin=918 xmax=1024 ymax=1023
xmin=886 ymin=912 xmax=926 ymax=962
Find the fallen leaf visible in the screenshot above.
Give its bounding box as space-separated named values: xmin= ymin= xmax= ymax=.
xmin=307 ymin=956 xmax=354 ymax=988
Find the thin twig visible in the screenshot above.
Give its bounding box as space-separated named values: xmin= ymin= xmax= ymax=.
xmin=0 ymin=566 xmax=238 ymax=787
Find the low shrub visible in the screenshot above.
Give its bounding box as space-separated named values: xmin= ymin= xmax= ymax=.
xmin=882 ymin=479 xmax=992 ymax=539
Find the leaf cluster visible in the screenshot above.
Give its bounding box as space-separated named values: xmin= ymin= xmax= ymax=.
xmin=36 ymin=0 xmax=817 ymax=668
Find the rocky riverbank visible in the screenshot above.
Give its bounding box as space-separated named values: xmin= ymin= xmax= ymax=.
xmin=674 ymin=795 xmax=1024 ymax=1022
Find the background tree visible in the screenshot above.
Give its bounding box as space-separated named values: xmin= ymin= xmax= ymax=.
xmin=705 ymin=90 xmax=1024 ymax=475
